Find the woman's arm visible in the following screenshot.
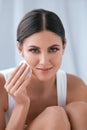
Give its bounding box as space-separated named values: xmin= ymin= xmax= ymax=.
xmin=67 ymin=73 xmax=87 ymax=103
xmin=0 ymin=107 xmax=6 ymax=130
xmin=5 ymin=63 xmax=31 ymax=130
xmin=0 ymin=73 xmax=7 ymax=130
xmin=0 ymin=63 xmax=31 ymax=130
xmin=65 ymin=101 xmax=87 ymax=130
xmin=6 ymin=102 xmax=29 ymax=130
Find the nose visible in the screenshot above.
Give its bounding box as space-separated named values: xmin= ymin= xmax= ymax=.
xmin=39 ymin=53 xmax=49 ymax=65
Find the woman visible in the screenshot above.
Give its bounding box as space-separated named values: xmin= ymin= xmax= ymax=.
xmin=0 ymin=9 xmax=87 ymax=130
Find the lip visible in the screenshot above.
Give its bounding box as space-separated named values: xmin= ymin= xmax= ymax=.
xmin=36 ymin=67 xmax=53 ymax=71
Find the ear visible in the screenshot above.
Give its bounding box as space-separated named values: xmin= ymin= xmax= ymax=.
xmin=17 ymin=41 xmax=23 ymax=56
xmin=62 ymin=39 xmax=67 ymax=55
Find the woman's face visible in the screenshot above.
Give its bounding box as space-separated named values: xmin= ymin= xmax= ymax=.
xmin=18 ymin=31 xmax=66 ymax=81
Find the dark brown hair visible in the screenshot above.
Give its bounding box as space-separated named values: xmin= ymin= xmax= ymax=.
xmin=17 ymin=9 xmax=66 ymax=45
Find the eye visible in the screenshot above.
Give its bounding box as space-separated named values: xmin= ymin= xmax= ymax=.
xmin=48 ymin=48 xmax=59 ymax=53
xmin=28 ymin=48 xmax=40 ymax=53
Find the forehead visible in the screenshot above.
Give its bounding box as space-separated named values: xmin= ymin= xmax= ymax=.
xmin=23 ymin=30 xmax=62 ymax=47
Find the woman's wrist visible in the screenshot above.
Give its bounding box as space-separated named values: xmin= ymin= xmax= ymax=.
xmin=15 ymin=98 xmax=30 ymax=107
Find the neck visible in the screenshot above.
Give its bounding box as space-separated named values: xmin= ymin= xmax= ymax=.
xmin=39 ymin=77 xmax=56 ymax=88
xmin=30 ymin=75 xmax=56 ymax=94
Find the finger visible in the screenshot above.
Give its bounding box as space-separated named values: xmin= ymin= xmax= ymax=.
xmin=10 ymin=66 xmax=31 ymax=94
xmin=5 ymin=63 xmax=27 ymax=91
xmin=5 ymin=62 xmax=23 ymax=85
xmin=14 ymin=77 xmax=31 ymax=96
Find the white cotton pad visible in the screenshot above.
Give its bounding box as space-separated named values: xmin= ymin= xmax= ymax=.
xmin=19 ymin=60 xmax=32 ymax=77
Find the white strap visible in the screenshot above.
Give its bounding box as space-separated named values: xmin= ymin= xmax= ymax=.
xmin=57 ymin=70 xmax=67 ymax=107
xmin=0 ymin=68 xmax=15 ymax=81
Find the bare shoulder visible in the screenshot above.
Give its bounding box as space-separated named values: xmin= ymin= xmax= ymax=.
xmin=0 ymin=73 xmax=8 ymax=110
xmin=0 ymin=73 xmax=5 ymax=87
xmin=67 ymin=73 xmax=87 ymax=103
xmin=67 ymin=73 xmax=86 ymax=87
xmin=0 ymin=74 xmax=8 ymax=129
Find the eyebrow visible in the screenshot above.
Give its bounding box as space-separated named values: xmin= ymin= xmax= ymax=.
xmin=27 ymin=45 xmax=40 ymax=49
xmin=27 ymin=44 xmax=60 ymax=49
xmin=48 ymin=44 xmax=60 ymax=49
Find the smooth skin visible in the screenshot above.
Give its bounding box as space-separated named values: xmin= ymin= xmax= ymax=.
xmin=0 ymin=31 xmax=87 ymax=130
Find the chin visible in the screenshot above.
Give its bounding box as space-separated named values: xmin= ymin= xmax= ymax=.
xmin=33 ymin=70 xmax=56 ymax=81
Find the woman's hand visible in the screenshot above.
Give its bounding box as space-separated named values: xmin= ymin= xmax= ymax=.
xmin=4 ymin=63 xmax=31 ymax=106
xmin=4 ymin=63 xmax=32 ymax=130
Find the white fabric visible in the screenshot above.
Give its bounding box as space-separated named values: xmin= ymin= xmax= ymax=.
xmin=0 ymin=68 xmax=67 ymax=124
xmin=0 ymin=68 xmax=15 ymax=81
xmin=57 ymin=70 xmax=67 ymax=107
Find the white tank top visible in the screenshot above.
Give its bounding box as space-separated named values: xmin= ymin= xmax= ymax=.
xmin=0 ymin=68 xmax=67 ymax=124
xmin=56 ymin=70 xmax=67 ymax=107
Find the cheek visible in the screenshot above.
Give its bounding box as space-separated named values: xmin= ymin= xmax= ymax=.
xmin=22 ymin=50 xmax=38 ymax=68
xmin=24 ymin=54 xmax=38 ymax=67
xmin=52 ymin=53 xmax=63 ymax=65
xmin=52 ymin=56 xmax=63 ymax=72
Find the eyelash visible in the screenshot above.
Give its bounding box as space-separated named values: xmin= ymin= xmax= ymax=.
xmin=29 ymin=49 xmax=39 ymax=53
xmin=48 ymin=48 xmax=59 ymax=53
xmin=28 ymin=48 xmax=59 ymax=53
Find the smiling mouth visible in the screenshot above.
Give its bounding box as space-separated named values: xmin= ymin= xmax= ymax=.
xmin=36 ymin=67 xmax=53 ymax=71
